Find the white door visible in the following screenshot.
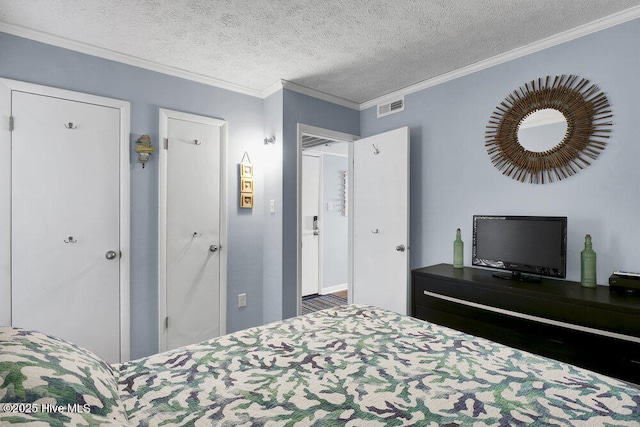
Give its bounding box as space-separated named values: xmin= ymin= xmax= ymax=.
xmin=159 ymin=110 xmax=225 ymax=351
xmin=352 ymin=127 xmax=410 ymax=314
xmin=5 ymin=86 xmax=129 ymax=363
xmin=301 ymin=154 xmax=320 ymax=297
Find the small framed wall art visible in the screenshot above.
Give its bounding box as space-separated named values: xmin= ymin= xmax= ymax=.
xmin=241 ymin=177 xmax=254 ymax=192
xmin=240 ymin=192 xmax=254 ymax=208
xmin=241 ymin=163 xmax=253 ymax=177
xmin=239 ymin=151 xmax=254 ymax=209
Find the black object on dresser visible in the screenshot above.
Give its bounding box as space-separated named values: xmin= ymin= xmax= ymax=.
xmin=412 ymin=263 xmax=640 ymax=384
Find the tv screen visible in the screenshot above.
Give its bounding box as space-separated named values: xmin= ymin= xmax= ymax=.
xmin=472 ymin=215 xmax=567 ymax=279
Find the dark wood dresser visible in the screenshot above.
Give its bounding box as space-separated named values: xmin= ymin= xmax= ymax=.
xmin=411 ymin=263 xmax=640 ymax=384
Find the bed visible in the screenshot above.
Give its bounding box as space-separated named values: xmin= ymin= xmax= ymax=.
xmin=2 ymin=304 xmax=639 ymax=426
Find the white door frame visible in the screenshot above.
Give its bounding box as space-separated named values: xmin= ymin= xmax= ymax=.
xmin=158 ymin=108 xmax=227 ymax=352
xmin=296 ymin=124 xmax=358 ymax=315
xmin=0 ymin=78 xmax=131 ymax=361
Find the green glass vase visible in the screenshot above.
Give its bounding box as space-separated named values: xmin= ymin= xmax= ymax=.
xmin=581 ymin=234 xmax=597 ymax=288
xmin=453 ymin=228 xmax=463 ymax=269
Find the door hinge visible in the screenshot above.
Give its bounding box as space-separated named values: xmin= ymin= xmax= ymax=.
xmin=165 ymin=317 xmax=169 ymax=329
xmin=9 ymin=116 xmax=14 ymax=131
xmin=164 ymin=138 xmax=169 ymax=150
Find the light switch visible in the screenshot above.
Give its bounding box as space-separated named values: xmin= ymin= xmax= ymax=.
xmin=270 ymin=199 xmax=275 ymax=213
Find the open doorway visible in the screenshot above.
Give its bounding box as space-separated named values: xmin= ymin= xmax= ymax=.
xmin=297 ymin=125 xmax=411 ymax=316
xmin=297 ymin=125 xmax=358 ymax=315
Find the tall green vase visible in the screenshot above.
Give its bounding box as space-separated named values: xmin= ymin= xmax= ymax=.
xmin=453 ymin=228 xmax=463 ymax=269
xmin=581 ymin=234 xmax=597 ymax=288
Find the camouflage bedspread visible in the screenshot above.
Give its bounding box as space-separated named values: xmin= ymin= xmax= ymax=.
xmin=2 ymin=304 xmax=640 ymax=426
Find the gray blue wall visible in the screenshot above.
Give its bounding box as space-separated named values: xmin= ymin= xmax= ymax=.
xmin=1 ymin=32 xmax=269 ymax=358
xmin=360 ymin=19 xmax=640 ymax=285
xmin=262 ymin=90 xmax=284 ymax=324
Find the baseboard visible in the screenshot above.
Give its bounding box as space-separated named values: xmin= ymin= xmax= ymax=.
xmin=321 ymin=283 xmax=348 ymax=295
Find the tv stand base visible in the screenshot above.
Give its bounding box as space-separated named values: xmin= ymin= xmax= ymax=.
xmin=492 ymin=271 xmax=541 ymax=283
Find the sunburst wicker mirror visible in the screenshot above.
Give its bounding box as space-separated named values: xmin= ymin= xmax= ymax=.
xmin=485 ymin=75 xmax=612 ymax=183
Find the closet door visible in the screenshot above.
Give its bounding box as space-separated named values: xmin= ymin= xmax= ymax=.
xmin=159 ymin=109 xmax=226 ymax=352
xmin=8 ymin=88 xmax=127 ymax=363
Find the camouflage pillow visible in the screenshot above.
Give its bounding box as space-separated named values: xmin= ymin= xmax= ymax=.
xmin=0 ymin=327 xmax=129 ymax=425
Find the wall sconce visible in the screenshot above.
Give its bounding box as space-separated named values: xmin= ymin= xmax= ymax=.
xmin=135 ymin=135 xmax=154 ymax=168
xmin=264 ymin=136 xmax=276 ymax=145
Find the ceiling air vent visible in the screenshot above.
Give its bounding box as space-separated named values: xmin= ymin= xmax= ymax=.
xmin=377 ymin=97 xmax=405 ymax=118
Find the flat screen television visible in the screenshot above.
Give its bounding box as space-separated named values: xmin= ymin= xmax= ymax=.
xmin=472 ymin=215 xmax=567 ymax=281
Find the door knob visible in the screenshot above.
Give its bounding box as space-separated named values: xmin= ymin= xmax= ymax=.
xmin=396 ymin=245 xmax=406 ymax=252
xmin=105 ymin=250 xmax=118 ymax=260
xmin=209 ymin=245 xmax=219 ymax=253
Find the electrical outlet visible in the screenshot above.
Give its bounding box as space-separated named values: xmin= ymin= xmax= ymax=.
xmin=238 ymin=293 xmax=247 ymax=308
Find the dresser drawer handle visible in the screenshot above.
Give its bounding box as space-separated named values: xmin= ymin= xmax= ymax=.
xmin=419 ymin=290 xmax=640 ymax=345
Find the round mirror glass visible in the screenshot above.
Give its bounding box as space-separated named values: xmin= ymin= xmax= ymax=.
xmin=517 ymin=108 xmax=567 ymax=152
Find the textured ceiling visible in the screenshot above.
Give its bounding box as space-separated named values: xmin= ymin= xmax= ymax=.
xmin=1 ymin=0 xmax=639 ymax=104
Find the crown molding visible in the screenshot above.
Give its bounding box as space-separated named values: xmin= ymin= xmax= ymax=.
xmin=359 ymin=6 xmax=640 ymax=111
xmin=281 ymin=80 xmax=360 ymax=110
xmin=0 ymin=22 xmax=265 ymax=98
xmin=261 ymin=80 xmax=285 ymax=98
